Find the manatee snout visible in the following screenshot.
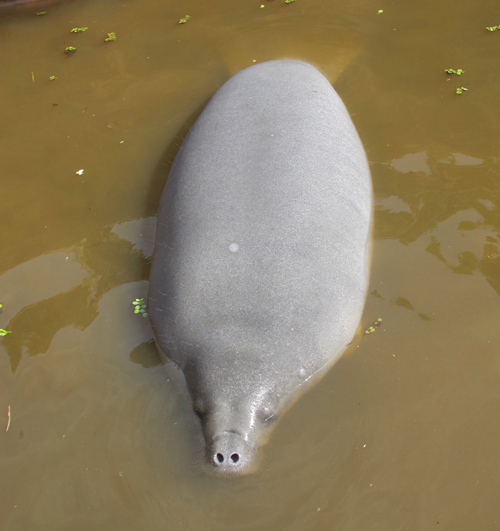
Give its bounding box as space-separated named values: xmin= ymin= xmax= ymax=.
xmin=205 ymin=432 xmax=257 ymax=475
xmin=193 ymin=393 xmax=278 ymax=476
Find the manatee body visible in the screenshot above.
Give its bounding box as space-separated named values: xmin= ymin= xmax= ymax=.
xmin=149 ymin=60 xmax=372 ymax=475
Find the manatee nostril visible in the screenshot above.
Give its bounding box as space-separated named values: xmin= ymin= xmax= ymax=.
xmin=210 ymin=435 xmax=251 ymax=471
xmin=214 ymin=452 xmax=241 ymax=466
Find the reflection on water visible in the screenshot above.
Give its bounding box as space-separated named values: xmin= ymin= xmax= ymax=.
xmin=1 ymin=223 xmax=151 ymax=371
xmin=375 ymin=150 xmax=500 ymax=299
xmin=391 ymin=151 xmax=432 ymax=174
xmin=111 ymin=216 xmax=156 ymax=259
xmin=1 ymin=0 xmax=500 ymax=529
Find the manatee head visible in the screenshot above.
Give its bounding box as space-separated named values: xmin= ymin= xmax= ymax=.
xmin=184 ymin=363 xmax=282 ymax=476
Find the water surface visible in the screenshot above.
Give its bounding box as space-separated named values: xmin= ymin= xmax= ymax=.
xmin=1 ymin=0 xmax=499 ymax=529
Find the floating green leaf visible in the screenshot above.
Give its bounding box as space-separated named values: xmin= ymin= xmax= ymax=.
xmin=179 ymin=15 xmax=191 ymax=24
xmin=132 ymin=298 xmax=148 ymax=317
xmin=445 ymin=68 xmax=464 ymax=75
xmin=456 ymin=87 xmax=468 ymax=94
xmin=71 ymin=27 xmax=88 ymax=33
xmin=0 ymin=329 xmax=12 ymax=337
xmin=365 ymin=317 xmax=383 ymax=335
xmin=36 ymin=11 xmax=47 ymax=15
xmin=285 ymin=0 xmax=296 ymax=3
xmin=64 ymin=46 xmax=77 ymax=54
xmin=377 ymin=9 xmax=383 ymax=13
xmin=49 ymin=75 xmax=57 ymax=81
xmin=486 ymin=25 xmax=500 ymax=31
xmin=105 ymin=32 xmax=117 ymax=41
xmin=31 ymin=71 xmax=34 ymax=82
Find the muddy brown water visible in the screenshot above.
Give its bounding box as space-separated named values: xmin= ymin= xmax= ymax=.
xmin=1 ymin=0 xmax=500 ymax=529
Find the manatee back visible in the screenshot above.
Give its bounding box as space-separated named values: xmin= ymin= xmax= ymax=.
xmin=149 ymin=60 xmax=372 ymax=399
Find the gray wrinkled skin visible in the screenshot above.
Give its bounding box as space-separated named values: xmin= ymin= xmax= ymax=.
xmin=149 ymin=60 xmax=372 ymax=476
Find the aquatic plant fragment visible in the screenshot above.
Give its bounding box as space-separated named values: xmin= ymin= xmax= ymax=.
xmin=133 ymin=298 xmax=148 ymax=317
xmin=365 ymin=318 xmax=383 ymax=335
xmin=105 ymin=32 xmax=117 ymax=41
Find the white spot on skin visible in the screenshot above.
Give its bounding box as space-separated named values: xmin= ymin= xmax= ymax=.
xmin=229 ymin=243 xmax=239 ymax=253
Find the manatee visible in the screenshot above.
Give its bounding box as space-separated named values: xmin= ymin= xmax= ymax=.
xmin=149 ymin=60 xmax=372 ymax=476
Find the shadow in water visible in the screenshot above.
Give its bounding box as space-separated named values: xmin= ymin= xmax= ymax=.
xmin=129 ymin=338 xmax=162 ymax=368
